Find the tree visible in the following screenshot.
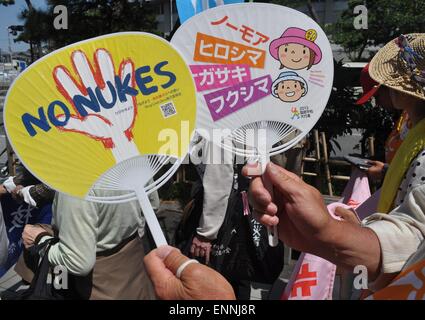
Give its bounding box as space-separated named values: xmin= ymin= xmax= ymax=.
xmin=15 ymin=0 xmax=159 ymax=52
xmin=328 ymin=0 xmax=425 ymax=61
xmin=16 ymin=7 xmax=50 ymax=61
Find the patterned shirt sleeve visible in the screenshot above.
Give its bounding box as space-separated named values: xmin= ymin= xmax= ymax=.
xmin=363 ymin=148 xmax=425 ymax=289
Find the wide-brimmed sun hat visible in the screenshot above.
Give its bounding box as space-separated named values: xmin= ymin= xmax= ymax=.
xmin=269 ymin=27 xmax=322 ymax=65
xmin=369 ymin=33 xmax=425 ymax=101
xmin=271 ymin=71 xmax=308 ymax=98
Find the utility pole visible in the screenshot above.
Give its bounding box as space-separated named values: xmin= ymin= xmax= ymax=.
xmin=7 ymin=27 xmax=13 ymax=59
xmin=170 ymin=0 xmax=173 ymax=33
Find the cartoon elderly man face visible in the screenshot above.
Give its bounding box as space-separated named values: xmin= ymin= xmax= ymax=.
xmin=274 ymin=79 xmax=306 ymax=103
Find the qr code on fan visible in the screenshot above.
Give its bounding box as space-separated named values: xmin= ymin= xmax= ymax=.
xmin=160 ymin=101 xmax=177 ymax=118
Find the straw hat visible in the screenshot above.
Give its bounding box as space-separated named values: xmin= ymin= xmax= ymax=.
xmin=369 ymin=33 xmax=425 ymax=101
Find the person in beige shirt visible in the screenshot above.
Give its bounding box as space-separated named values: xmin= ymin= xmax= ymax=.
xmin=21 ymin=189 xmax=159 ymax=299
xmin=190 ymin=137 xmax=234 ymax=264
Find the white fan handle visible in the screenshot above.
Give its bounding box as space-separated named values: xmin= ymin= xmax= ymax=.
xmin=260 ymin=156 xmax=279 ymax=247
xmin=135 ymin=186 xmax=167 ymax=247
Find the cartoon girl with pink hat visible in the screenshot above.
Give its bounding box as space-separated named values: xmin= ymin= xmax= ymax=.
xmin=269 ymin=27 xmax=322 ymax=70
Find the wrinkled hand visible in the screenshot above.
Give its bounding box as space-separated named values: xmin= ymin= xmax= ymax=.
xmin=144 ymin=245 xmax=235 ymax=300
xmin=53 ymin=49 xmax=139 ymax=162
xmin=242 ymin=162 xmax=333 ymax=253
xmin=367 ymin=160 xmax=385 ymax=181
xmin=22 ymin=224 xmax=47 ymax=249
xmin=190 ymin=235 xmax=212 ymax=265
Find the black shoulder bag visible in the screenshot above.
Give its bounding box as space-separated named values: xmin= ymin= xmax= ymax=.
xmin=4 ymin=238 xmax=67 ymax=300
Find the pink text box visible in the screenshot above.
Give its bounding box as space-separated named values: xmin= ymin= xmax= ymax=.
xmin=190 ymin=64 xmax=251 ymax=92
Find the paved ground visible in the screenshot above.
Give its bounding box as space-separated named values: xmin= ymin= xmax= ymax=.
xmin=0 ymin=268 xmax=27 ymax=298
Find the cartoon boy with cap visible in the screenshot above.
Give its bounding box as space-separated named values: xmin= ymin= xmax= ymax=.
xmin=272 ymin=71 xmax=308 ymax=103
xmin=269 ymin=27 xmax=322 ymax=70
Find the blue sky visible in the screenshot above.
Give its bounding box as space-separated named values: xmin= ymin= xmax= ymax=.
xmin=0 ymin=0 xmax=47 ymax=53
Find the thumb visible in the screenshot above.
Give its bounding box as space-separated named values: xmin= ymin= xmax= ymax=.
xmin=144 ymin=245 xmax=186 ymax=300
xmin=145 ymin=245 xmax=191 ymax=278
xmin=265 ymin=162 xmax=303 ymax=198
xmin=163 ymin=249 xmax=193 ymax=277
xmin=334 ymin=206 xmax=353 ymax=216
xmin=334 ymin=207 xmax=360 ymax=223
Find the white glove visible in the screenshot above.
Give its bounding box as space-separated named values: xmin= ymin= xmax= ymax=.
xmin=3 ymin=176 xmax=17 ymax=193
xmin=19 ymin=185 xmax=37 ymax=207
xmin=53 ymin=49 xmax=140 ymax=163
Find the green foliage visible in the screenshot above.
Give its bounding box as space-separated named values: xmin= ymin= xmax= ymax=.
xmin=314 ymin=60 xmax=358 ymax=139
xmin=16 ymin=9 xmax=50 ymax=46
xmin=328 ymin=0 xmax=425 ymax=61
xmin=358 ymin=99 xmax=397 ymax=160
xmin=314 ymin=60 xmax=396 ymax=159
xmin=15 ymin=0 xmax=160 ymax=52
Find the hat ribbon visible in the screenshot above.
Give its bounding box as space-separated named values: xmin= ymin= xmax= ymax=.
xmin=396 ymin=35 xmax=425 ymax=90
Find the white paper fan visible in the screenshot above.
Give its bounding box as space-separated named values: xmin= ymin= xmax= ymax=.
xmin=4 ymin=32 xmax=197 ymax=247
xmin=172 ymin=3 xmax=334 ymax=245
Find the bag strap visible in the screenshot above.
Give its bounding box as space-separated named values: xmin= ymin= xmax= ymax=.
xmin=27 ymin=237 xmax=58 ymax=259
xmin=27 ymin=237 xmax=59 ymax=296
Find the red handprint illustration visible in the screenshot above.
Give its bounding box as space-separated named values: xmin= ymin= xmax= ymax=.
xmin=53 ymin=49 xmax=139 ymax=162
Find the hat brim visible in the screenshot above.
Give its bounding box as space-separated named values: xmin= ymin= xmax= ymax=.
xmin=269 ymin=37 xmax=322 ymax=65
xmin=356 ymin=84 xmax=381 ymax=105
xmin=369 ymin=33 xmax=425 ymax=102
